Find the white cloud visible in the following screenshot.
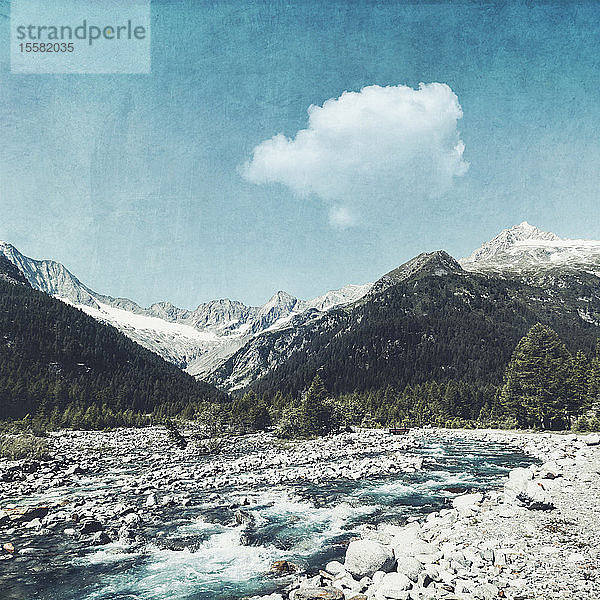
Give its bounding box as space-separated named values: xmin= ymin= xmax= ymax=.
xmin=242 ymin=83 xmax=469 ymax=226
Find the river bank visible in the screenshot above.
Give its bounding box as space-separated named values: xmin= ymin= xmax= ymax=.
xmin=280 ymin=429 xmax=600 ymax=600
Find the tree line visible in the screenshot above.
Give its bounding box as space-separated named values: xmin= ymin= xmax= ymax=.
xmin=224 ymin=323 xmax=600 ymax=437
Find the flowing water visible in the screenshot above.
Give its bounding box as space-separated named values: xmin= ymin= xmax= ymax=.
xmin=1 ymin=435 xmax=533 ymax=600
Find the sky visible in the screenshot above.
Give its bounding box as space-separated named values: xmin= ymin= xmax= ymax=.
xmin=1 ymin=0 xmax=600 ymax=308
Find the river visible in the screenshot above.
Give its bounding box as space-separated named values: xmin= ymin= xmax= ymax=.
xmin=0 ymin=430 xmax=534 ymax=600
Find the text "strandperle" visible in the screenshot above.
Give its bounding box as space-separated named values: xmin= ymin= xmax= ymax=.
xmin=15 ymin=20 xmax=146 ymax=46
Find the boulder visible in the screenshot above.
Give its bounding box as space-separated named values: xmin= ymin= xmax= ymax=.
xmin=79 ymin=519 xmax=103 ymax=534
xmin=325 ymin=560 xmax=345 ymax=575
xmin=505 ymin=468 xmax=554 ymax=510
xmin=270 ymin=560 xmax=299 ymax=574
xmin=452 ymin=492 xmax=483 ymax=515
xmin=583 ymin=433 xmax=600 ymax=446
xmin=395 ymin=556 xmax=422 ymax=582
xmin=376 ymin=572 xmax=412 ymax=598
xmin=345 ymin=540 xmax=396 ymax=579
xmin=91 ymin=531 xmax=111 ymax=545
xmin=538 ymin=461 xmax=561 ymax=479
xmin=292 ymin=587 xmax=344 ymax=600
xmin=516 ymin=480 xmax=555 ymax=510
xmin=234 ymin=509 xmax=253 ymax=525
xmin=64 ymin=465 xmax=85 ymax=476
xmin=391 ymin=537 xmax=434 ymax=558
xmin=473 ymin=583 xmax=499 ymax=600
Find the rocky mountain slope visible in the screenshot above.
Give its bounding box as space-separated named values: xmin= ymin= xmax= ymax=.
xmin=0 ymin=241 xmax=371 ymax=378
xmin=4 ymin=222 xmax=600 ymax=396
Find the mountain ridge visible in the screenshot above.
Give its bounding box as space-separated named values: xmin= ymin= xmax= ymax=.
xmin=4 ymin=221 xmax=600 ymax=394
xmin=0 ymin=241 xmax=372 ymax=379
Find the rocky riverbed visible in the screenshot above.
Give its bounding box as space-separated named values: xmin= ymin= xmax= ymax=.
xmin=279 ymin=430 xmax=600 ymax=600
xmin=0 ymin=427 xmax=549 ymax=600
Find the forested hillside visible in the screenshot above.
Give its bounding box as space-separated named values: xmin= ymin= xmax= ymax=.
xmin=242 ymin=255 xmax=600 ymax=398
xmin=0 ymin=272 xmax=228 ymax=427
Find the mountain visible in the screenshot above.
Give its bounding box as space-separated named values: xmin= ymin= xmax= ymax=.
xmin=209 ymin=243 xmax=600 ymax=395
xmin=0 ymin=258 xmax=227 ymax=423
xmin=0 ymin=242 xmax=371 ymax=379
xmin=5 ymin=222 xmax=600 ymax=398
xmin=0 ymin=255 xmax=30 ymax=287
xmin=460 ymin=221 xmax=600 ymax=276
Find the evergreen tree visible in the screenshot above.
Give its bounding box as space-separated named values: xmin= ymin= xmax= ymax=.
xmin=499 ymin=324 xmax=573 ymax=429
xmin=587 ymin=340 xmax=600 ymax=418
xmin=569 ymin=350 xmax=590 ymax=420
xmin=299 ymin=374 xmax=335 ymax=436
xmin=230 ymin=391 xmax=271 ymax=432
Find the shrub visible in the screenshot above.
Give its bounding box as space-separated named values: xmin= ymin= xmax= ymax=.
xmin=0 ymin=433 xmax=49 ymax=460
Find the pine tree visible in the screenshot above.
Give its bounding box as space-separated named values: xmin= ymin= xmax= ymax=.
xmin=587 ymin=340 xmax=600 ymax=418
xmin=569 ymin=350 xmax=590 ymax=421
xmin=299 ymin=374 xmax=335 ymax=436
xmin=499 ymin=324 xmax=574 ymax=430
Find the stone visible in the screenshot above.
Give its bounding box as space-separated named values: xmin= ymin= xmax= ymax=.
xmin=583 ymin=433 xmax=600 ymax=446
xmin=417 ymin=571 xmax=433 ymax=588
xmin=123 ymin=512 xmax=141 ymax=526
xmin=377 ymin=572 xmax=412 ymax=598
xmin=473 ymin=583 xmax=499 ymax=599
xmin=234 ymin=509 xmax=253 ymax=525
xmin=454 ymin=579 xmax=474 ymax=594
xmin=326 ymin=560 xmax=345 ymax=575
xmin=270 ymin=560 xmax=299 ymax=574
xmin=65 ymin=465 xmax=85 ymax=476
xmin=145 ymin=493 xmax=157 ymax=507
xmin=91 ymin=531 xmax=111 ymax=545
xmin=292 ymin=587 xmax=344 ymax=600
xmin=452 ymin=492 xmax=483 ymax=514
xmin=505 ymin=468 xmax=554 ymax=510
xmin=345 ymin=540 xmax=396 ymax=579
xmin=373 ymin=571 xmax=387 ymax=585
xmin=567 ymin=552 xmax=585 ymax=563
xmin=395 ymin=556 xmax=422 ymax=582
xmin=516 ymin=480 xmax=555 ymax=510
xmin=9 ymin=506 xmax=48 ymax=523
xmin=392 ymin=537 xmax=435 ymax=559
xmin=539 ymin=461 xmax=561 ymax=479
xmin=79 ymin=519 xmax=103 ymax=534
xmin=24 ymin=518 xmax=42 ymax=529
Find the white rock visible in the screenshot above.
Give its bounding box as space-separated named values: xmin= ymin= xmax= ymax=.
xmin=373 ymin=570 xmax=387 ymax=585
xmin=473 ymin=583 xmax=499 ymax=599
xmin=326 ymin=560 xmax=345 ymax=575
xmin=345 ymin=539 xmax=396 ymax=579
xmin=395 ymin=556 xmax=422 ymax=582
xmin=452 ymin=492 xmax=483 ymax=513
xmin=377 ymin=572 xmax=412 ymax=598
xmin=568 ymin=552 xmax=585 ymax=563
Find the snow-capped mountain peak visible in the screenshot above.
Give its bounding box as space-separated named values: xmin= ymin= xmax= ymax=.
xmin=460 ymin=223 xmax=600 ymax=274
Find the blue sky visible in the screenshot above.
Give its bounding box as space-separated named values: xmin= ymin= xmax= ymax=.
xmin=1 ymin=0 xmax=600 ymax=307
